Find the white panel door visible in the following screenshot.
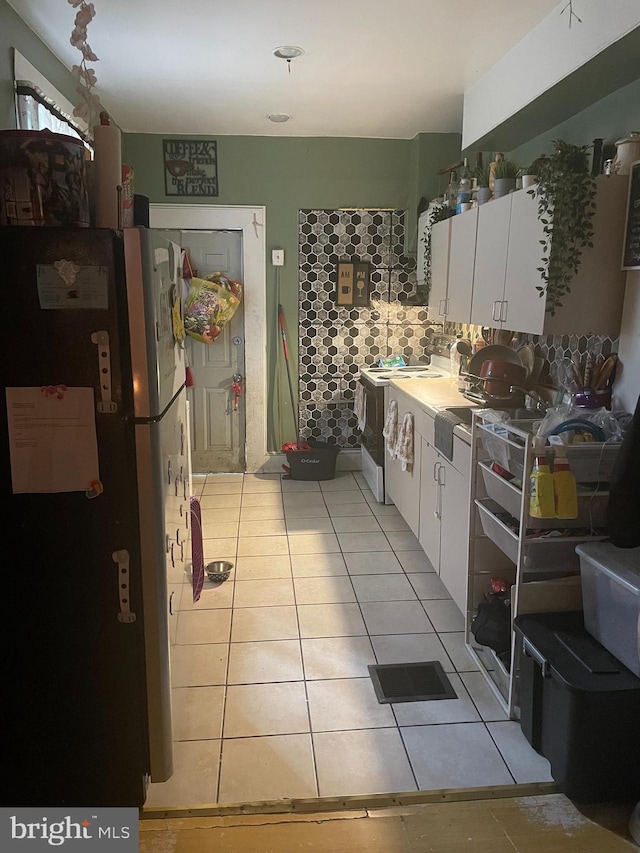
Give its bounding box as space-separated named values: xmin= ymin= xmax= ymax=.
xmin=161 ymin=229 xmax=245 ymax=473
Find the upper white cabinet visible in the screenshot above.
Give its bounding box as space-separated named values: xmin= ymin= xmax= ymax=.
xmin=429 ymin=217 xmax=450 ymax=318
xmin=428 ymin=212 xmax=476 ymax=324
xmin=447 ymin=209 xmax=477 ymax=324
xmin=471 ymin=195 xmax=511 ymax=327
xmin=436 ymin=175 xmax=628 ymax=336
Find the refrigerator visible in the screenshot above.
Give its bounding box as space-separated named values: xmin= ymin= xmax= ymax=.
xmin=0 ymin=226 xmax=189 ymax=806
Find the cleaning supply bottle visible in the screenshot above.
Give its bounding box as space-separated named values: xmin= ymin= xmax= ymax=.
xmin=549 ymin=436 xmax=578 ymax=519
xmin=529 ymin=437 xmax=555 ymax=518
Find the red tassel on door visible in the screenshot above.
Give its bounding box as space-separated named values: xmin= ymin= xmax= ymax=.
xmin=185 ymin=364 xmax=194 ymax=387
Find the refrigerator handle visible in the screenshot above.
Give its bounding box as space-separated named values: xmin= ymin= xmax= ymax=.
xmin=91 ymin=331 xmax=118 ymax=413
xmin=112 ymin=550 xmax=137 ymax=623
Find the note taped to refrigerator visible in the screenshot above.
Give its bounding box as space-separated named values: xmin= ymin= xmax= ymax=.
xmin=5 ymin=387 xmax=101 ymax=494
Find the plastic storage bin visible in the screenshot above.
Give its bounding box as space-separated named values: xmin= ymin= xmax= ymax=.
xmin=514 ymin=610 xmax=640 ymax=802
xmin=284 ymin=439 xmax=340 ymax=481
xmin=576 ymin=541 xmax=640 ymax=677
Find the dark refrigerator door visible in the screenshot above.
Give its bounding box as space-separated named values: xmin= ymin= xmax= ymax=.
xmin=0 ymin=228 xmax=149 ymax=806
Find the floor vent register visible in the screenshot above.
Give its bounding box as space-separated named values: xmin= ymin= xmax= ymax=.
xmin=368 ymin=661 xmax=457 ymax=704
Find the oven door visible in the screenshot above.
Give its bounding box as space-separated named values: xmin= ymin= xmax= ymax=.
xmin=359 ymin=375 xmax=385 ymax=467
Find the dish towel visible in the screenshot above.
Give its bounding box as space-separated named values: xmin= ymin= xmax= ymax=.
xmin=382 ymin=399 xmax=398 ymax=458
xmin=434 ymin=410 xmax=463 ymax=462
xmin=354 ymin=381 xmax=366 ymax=432
xmin=395 ymin=412 xmax=414 ymax=472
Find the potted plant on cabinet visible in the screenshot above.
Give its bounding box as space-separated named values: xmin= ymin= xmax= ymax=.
xmin=493 ymin=159 xmax=520 ymax=198
xmin=475 ymin=165 xmax=492 ymax=204
xmin=418 ymin=201 xmax=455 ymax=304
xmin=528 ymin=140 xmax=597 ymax=316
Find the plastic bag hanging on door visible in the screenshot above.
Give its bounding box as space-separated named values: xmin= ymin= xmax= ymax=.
xmin=183 ymin=273 xmax=243 ymax=344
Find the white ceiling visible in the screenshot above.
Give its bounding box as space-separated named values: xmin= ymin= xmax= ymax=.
xmin=8 ymin=0 xmax=562 ymax=138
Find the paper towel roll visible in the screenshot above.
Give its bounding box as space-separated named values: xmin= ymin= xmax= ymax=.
xmin=93 ymin=116 xmax=122 ymax=228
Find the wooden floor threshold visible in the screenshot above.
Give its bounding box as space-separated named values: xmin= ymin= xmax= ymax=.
xmin=140 ymin=780 xmax=559 ymax=820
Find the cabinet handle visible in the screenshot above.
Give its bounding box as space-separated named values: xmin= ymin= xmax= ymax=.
xmin=492 ymin=300 xmax=501 ymax=322
xmin=500 ymin=300 xmax=508 ymax=322
xmin=437 ymin=464 xmax=446 ymax=486
xmin=438 ymin=299 xmax=446 ymax=316
xmin=433 ymin=462 xmax=443 ymax=518
xmin=444 ymin=298 xmax=450 ymax=315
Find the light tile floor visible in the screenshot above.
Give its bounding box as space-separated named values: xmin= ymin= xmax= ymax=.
xmin=144 ymin=471 xmax=553 ymax=809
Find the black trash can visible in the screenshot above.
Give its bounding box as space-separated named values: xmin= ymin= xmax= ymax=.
xmin=284 ymin=439 xmax=340 ymax=481
xmin=513 ymin=610 xmax=640 ymax=803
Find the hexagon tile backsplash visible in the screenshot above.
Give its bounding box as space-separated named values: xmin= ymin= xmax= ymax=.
xmin=297 ymin=208 xmax=619 ymax=448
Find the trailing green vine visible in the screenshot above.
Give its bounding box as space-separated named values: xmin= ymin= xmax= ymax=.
xmin=419 ymin=202 xmax=455 ymax=305
xmin=529 ymin=140 xmax=597 ymax=316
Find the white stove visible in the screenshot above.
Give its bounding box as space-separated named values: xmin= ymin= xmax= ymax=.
xmin=359 ymin=356 xmax=448 ymax=386
xmin=358 ymin=356 xmax=451 ymax=502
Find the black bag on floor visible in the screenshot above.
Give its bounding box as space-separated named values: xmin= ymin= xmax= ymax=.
xmin=471 ymin=600 xmax=511 ymax=655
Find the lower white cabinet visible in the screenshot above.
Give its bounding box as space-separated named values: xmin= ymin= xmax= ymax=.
xmin=384 ymin=387 xmax=424 ymax=537
xmin=419 ymin=436 xmax=471 ymax=615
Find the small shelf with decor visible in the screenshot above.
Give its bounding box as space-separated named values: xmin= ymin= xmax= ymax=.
xmin=465 ymin=413 xmax=621 ymax=717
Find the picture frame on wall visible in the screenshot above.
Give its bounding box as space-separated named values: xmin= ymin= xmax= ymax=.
xmin=622 ymin=159 xmax=640 ymax=270
xmin=163 ymin=139 xmax=219 ymax=197
xmin=336 ymin=261 xmax=371 ymax=306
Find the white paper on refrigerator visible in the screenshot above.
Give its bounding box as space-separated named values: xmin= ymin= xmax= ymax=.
xmin=5 ymin=386 xmax=101 ymax=494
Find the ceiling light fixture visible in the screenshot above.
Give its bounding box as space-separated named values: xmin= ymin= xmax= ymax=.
xmin=268 ymin=113 xmax=290 ymax=123
xmin=273 ymin=46 xmax=304 ymax=60
xmin=273 ymin=45 xmax=304 ymax=75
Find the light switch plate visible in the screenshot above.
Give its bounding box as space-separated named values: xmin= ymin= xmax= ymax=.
xmin=272 ymin=249 xmax=285 ymax=266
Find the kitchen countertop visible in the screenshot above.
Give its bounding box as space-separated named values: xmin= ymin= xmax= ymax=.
xmin=388 ymin=376 xmax=478 ymax=443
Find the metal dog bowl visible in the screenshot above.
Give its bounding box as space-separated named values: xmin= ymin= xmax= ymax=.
xmin=206 ymin=560 xmax=234 ymax=583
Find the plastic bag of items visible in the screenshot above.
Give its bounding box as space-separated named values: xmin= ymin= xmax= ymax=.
xmin=183 ymin=273 xmax=243 ymax=343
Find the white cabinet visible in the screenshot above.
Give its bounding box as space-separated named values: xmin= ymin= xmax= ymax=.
xmin=384 ymin=386 xmax=423 ymax=537
xmin=428 ymin=217 xmax=450 ymax=318
xmin=466 ymin=176 xmax=627 ymax=335
xmin=446 ymin=208 xmax=477 ymax=324
xmin=419 ymin=435 xmax=471 ymax=615
xmin=470 ymin=194 xmax=511 ymax=328
xmin=429 ymin=212 xmax=476 ymax=324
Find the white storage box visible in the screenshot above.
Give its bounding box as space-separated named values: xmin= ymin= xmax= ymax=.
xmin=576 ymin=542 xmax=640 ymax=677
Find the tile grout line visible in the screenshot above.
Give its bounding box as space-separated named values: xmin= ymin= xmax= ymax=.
xmin=288 ymin=492 xmax=321 ymax=800
xmin=213 ymin=472 xmax=242 ymax=805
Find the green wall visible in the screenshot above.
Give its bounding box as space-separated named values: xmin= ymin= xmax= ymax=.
xmin=508 ymin=77 xmax=640 ymax=169
xmin=0 ymin=0 xmax=78 ymax=129
xmin=122 ymin=132 xmax=460 ymax=449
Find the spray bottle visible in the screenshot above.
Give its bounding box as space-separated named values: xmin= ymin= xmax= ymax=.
xmin=529 ymin=436 xmax=555 ymax=518
xmin=549 ymin=435 xmax=578 ymax=519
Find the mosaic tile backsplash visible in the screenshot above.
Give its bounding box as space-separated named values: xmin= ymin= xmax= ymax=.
xmin=297 ymin=209 xmax=619 ymax=448
xmin=298 ymin=209 xmax=437 ymax=447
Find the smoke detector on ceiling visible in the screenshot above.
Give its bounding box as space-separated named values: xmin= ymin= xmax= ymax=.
xmin=268 ymin=113 xmax=290 ymax=123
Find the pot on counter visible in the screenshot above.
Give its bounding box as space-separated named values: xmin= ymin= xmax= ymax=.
xmin=463 ymin=345 xmax=527 ymax=403
xmin=479 ymin=359 xmax=527 ymax=396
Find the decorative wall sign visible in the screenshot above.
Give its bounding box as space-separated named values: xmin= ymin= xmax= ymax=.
xmin=163 ymin=139 xmax=219 ymax=197
xmin=336 ymin=261 xmax=370 ymax=306
xmin=622 ymin=160 xmax=640 ymax=270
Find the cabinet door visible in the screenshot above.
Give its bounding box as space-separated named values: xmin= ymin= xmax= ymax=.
xmin=503 ymin=188 xmax=547 ymax=334
xmin=439 ymin=457 xmax=470 ymax=617
xmin=470 ymin=195 xmax=511 ymax=327
xmin=428 ymin=218 xmax=451 ymax=318
xmin=418 ymin=439 xmax=441 ymax=571
xmin=447 ymin=209 xmax=477 ymax=323
xmin=385 ymin=392 xmax=422 ymax=537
